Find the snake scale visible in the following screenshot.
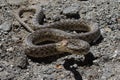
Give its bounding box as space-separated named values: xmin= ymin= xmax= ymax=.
xmin=12 ymin=6 xmax=101 ymax=58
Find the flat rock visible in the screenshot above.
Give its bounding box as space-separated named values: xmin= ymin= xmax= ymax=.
xmin=0 ymin=21 xmax=11 ymax=32
xmin=62 ymin=4 xmax=80 ymax=18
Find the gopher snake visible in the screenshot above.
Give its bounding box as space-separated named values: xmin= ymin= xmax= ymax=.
xmin=11 ymin=6 xmax=101 ymax=57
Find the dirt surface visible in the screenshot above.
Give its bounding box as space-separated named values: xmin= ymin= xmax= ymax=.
xmin=0 ymin=0 xmax=120 ymax=80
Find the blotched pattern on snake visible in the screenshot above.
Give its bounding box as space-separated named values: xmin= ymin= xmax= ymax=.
xmin=14 ymin=7 xmax=101 ymax=58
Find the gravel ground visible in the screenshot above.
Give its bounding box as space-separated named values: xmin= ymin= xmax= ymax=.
xmin=0 ymin=0 xmax=120 ymax=80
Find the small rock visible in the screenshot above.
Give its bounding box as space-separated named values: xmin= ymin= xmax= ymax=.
xmin=93 ymin=59 xmax=99 ymax=66
xmin=72 ymin=64 xmax=78 ymax=68
xmin=115 ymin=48 xmax=120 ymax=54
xmin=104 ymin=27 xmax=112 ymax=32
xmin=112 ymin=52 xmax=118 ymax=58
xmin=55 ymin=64 xmax=63 ymax=69
xmin=62 ymin=5 xmax=80 ymax=19
xmin=70 ymin=64 xmax=78 ymax=69
xmin=6 ymin=47 xmax=14 ymax=52
xmin=0 ymin=21 xmax=12 ymax=32
xmin=1 ymin=38 xmax=5 ymax=41
xmin=3 ymin=31 xmax=8 ymax=35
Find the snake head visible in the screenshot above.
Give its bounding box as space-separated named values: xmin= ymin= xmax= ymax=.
xmin=57 ymin=39 xmax=90 ymax=55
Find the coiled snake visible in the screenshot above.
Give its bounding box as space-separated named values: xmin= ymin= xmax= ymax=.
xmin=11 ymin=6 xmax=101 ymax=58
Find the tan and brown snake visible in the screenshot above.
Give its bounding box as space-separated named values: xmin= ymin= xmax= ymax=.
xmin=10 ymin=6 xmax=101 ymax=58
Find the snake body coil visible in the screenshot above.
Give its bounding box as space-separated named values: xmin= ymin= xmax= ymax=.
xmin=25 ymin=19 xmax=100 ymax=57
xmin=16 ymin=7 xmax=101 ymax=58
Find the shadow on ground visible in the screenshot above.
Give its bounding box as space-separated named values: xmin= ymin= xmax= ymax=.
xmin=27 ymin=52 xmax=71 ymax=64
xmin=91 ymin=35 xmax=103 ymax=45
xmin=63 ymin=53 xmax=97 ymax=80
xmin=28 ymin=52 xmax=97 ymax=80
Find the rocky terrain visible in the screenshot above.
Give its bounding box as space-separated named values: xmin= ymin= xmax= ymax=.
xmin=0 ymin=0 xmax=120 ymax=80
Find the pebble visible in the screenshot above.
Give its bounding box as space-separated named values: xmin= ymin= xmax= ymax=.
xmin=93 ymin=60 xmax=99 ymax=66
xmin=0 ymin=21 xmax=11 ymax=32
xmin=104 ymin=27 xmax=112 ymax=32
xmin=69 ymin=63 xmax=78 ymax=69
xmin=72 ymin=64 xmax=78 ymax=68
xmin=6 ymin=47 xmax=14 ymax=52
